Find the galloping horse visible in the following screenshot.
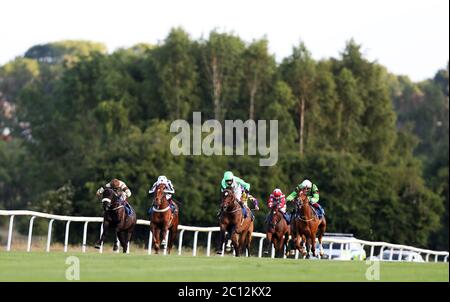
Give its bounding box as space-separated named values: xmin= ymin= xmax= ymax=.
xmin=291 ymin=188 xmax=326 ymax=258
xmin=216 ymin=188 xmax=254 ymax=257
xmin=149 ymin=183 xmax=179 ymax=254
xmin=95 ymin=188 xmax=137 ymax=253
xmin=266 ymin=202 xmax=290 ymax=258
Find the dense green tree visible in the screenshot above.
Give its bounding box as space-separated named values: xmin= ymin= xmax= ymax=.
xmin=151 ymin=28 xmax=199 ymax=120
xmin=280 ymin=42 xmax=317 ymax=155
xmin=199 ymin=31 xmax=245 ymax=121
xmin=242 ymin=38 xmax=276 ymax=121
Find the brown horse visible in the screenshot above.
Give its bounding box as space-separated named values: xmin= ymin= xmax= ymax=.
xmin=95 ymin=188 xmax=137 ymax=253
xmin=291 ymin=189 xmax=326 ymax=258
xmin=216 ymin=189 xmax=254 ymax=257
xmin=266 ymin=203 xmax=290 ymax=258
xmin=149 ymin=183 xmax=179 ymax=254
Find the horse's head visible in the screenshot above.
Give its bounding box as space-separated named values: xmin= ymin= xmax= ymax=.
xmin=154 ymin=183 xmax=167 ymax=208
xmin=269 ymin=204 xmax=281 ymax=230
xmin=101 ymin=188 xmax=120 ymax=211
xmin=271 ymin=200 xmax=280 ymax=215
xmin=221 ymin=189 xmax=236 ymax=211
xmin=298 ymin=188 xmax=309 ymax=205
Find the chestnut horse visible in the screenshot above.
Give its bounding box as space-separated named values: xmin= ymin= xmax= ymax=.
xmin=266 ymin=203 xmax=290 ymax=258
xmin=95 ymin=188 xmax=137 ymax=253
xmin=149 ymin=183 xmax=179 ymax=254
xmin=216 ymin=189 xmax=254 ymax=257
xmin=291 ymin=188 xmax=326 ymax=258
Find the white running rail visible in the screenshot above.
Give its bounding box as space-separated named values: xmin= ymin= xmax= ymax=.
xmin=0 ymin=210 xmax=448 ymax=262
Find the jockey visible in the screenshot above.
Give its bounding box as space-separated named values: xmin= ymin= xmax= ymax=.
xmin=286 ymin=179 xmax=325 ymax=218
xmin=267 ymin=188 xmax=290 ymax=223
xmin=96 ymin=178 xmax=133 ymax=215
xmin=220 ymin=171 xmax=258 ymax=219
xmin=148 ymin=175 xmax=177 ymax=214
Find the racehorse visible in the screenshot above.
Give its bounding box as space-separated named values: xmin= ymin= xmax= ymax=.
xmin=95 ymin=188 xmax=137 ymax=253
xmin=291 ymin=188 xmax=326 ymax=258
xmin=265 ymin=202 xmax=290 ymax=258
xmin=149 ymin=183 xmax=179 ymax=254
xmin=216 ymin=188 xmax=254 ymax=257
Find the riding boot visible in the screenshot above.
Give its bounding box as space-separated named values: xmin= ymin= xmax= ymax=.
xmin=284 ymin=212 xmax=291 ymax=224
xmin=125 ymin=203 xmax=132 ymax=216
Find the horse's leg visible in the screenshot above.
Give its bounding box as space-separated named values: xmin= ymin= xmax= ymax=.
xmin=125 ymin=225 xmax=135 ymax=253
xmin=161 ymin=225 xmax=169 ymax=249
xmin=246 ymin=228 xmax=253 ymax=257
xmin=275 ymin=236 xmax=283 ymax=258
xmin=238 ymin=230 xmax=246 ymax=256
xmin=265 ymin=232 xmax=273 ymax=255
xmin=230 ymin=228 xmax=240 ymax=257
xmin=95 ymin=220 xmax=109 ymax=249
xmin=304 ymin=233 xmax=312 ymax=259
xmin=113 ymin=233 xmax=119 ymax=252
xmin=276 ymin=231 xmax=284 ymax=258
xmin=216 ymin=224 xmax=227 ymax=254
xmin=117 ymin=231 xmax=127 ymax=253
xmin=167 ymin=225 xmax=177 ymax=255
xmin=300 ymin=235 xmax=307 ymax=258
xmin=294 ymin=235 xmax=303 ymax=257
xmin=310 ymin=231 xmax=317 ymax=258
xmin=317 ymin=218 xmax=326 ymax=257
xmin=151 ymin=224 xmax=160 ymax=254
xmin=284 ymin=231 xmax=290 ymax=257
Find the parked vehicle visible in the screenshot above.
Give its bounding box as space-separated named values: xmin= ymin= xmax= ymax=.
xmin=379 ymin=250 xmax=424 ymax=262
xmin=320 ymin=233 xmax=366 ymax=260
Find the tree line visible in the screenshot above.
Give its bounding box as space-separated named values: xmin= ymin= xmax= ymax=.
xmin=0 ymin=28 xmax=448 ymax=250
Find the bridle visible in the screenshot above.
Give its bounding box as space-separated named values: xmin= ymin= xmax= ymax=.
xmin=152 ymin=185 xmax=171 ymax=213
xmin=102 ymin=191 xmax=124 ymax=212
xmin=269 ymin=205 xmax=282 ymax=229
xmin=222 ymin=190 xmax=240 ymax=214
xmin=295 ymin=189 xmax=315 ymax=222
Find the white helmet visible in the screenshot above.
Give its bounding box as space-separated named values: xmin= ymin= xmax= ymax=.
xmin=300 ymin=179 xmax=312 ymax=190
xmin=157 ymin=175 xmax=168 ymax=183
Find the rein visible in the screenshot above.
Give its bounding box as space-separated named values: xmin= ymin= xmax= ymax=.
xmin=295 ymin=198 xmax=315 ymax=222
xmin=223 ymin=198 xmax=241 ymax=214
xmin=152 ymin=205 xmax=171 ymax=213
xmin=110 ymin=205 xmax=124 ymax=211
xmin=102 ymin=197 xmax=125 ymax=212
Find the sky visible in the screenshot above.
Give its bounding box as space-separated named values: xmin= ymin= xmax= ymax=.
xmin=0 ymin=0 xmax=448 ymax=82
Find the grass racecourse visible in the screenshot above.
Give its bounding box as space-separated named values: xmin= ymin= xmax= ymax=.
xmin=0 ymin=251 xmax=448 ymax=282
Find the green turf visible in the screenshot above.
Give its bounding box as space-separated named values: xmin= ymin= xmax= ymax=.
xmin=0 ymin=251 xmax=448 ymax=282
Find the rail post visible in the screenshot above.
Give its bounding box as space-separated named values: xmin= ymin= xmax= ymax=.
xmin=177 ymin=229 xmax=184 ymax=255
xmin=46 ymin=219 xmax=55 ymax=252
xmin=206 ymin=231 xmax=212 ymax=257
xmin=6 ymin=215 xmax=15 ymax=251
xmin=64 ymin=221 xmax=71 ymax=252
xmin=193 ymin=231 xmax=199 ymax=256
xmin=258 ymin=237 xmax=264 ymax=258
xmin=82 ymin=221 xmax=89 ymax=253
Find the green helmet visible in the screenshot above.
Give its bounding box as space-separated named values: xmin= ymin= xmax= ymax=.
xmin=221 ymin=171 xmax=234 ymax=189
xmin=224 ymin=171 xmax=234 ymax=181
